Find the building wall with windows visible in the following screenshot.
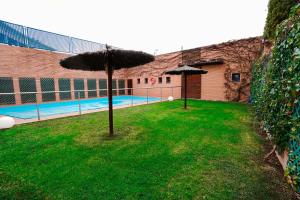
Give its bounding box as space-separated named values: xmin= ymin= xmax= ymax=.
xmin=0 ymin=36 xmax=264 ymax=106
xmin=125 ymin=36 xmax=264 ymax=102
xmin=0 ymin=44 xmax=127 ymax=105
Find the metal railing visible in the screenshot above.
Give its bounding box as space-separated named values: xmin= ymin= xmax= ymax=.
xmin=0 ymin=20 xmax=109 ymax=54
xmin=0 ymin=86 xmax=182 ymax=122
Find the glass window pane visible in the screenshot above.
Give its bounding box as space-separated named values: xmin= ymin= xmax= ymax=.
xmin=88 ymin=79 xmax=97 ymax=98
xmin=19 ymin=77 xmax=37 ymax=103
xmin=232 ymin=73 xmax=240 ymax=82
xmin=40 ymin=78 xmax=55 ymax=102
xmin=112 ymin=79 xmax=117 ymax=96
xmin=166 ymin=77 xmax=171 ymax=84
xmin=0 ymin=77 xmax=15 ymax=105
xmin=99 ymin=79 xmax=107 ymax=96
xmin=59 ymin=78 xmax=71 ymax=100
xmin=118 ymin=79 xmax=125 ymax=95
xmin=74 ymin=79 xmax=85 ymax=99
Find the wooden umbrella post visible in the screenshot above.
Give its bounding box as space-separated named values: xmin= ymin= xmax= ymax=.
xmin=184 ymin=73 xmax=187 ymax=109
xmin=106 ymin=52 xmax=114 ymax=136
xmin=59 ymin=46 xmax=154 ymax=137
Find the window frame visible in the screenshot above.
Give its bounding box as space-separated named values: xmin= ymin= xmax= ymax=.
xmin=40 ymin=77 xmax=56 ymax=102
xmin=231 ymin=73 xmax=241 ymax=83
xmin=0 ymin=77 xmax=15 ymax=105
xmin=158 ymin=77 xmax=163 ymax=84
xmin=58 ymin=78 xmax=71 ymax=100
xmin=74 ymin=78 xmax=85 ymax=99
xmin=99 ymin=79 xmax=107 ymax=96
xmin=166 ymin=77 xmax=171 ymax=84
xmin=19 ymin=77 xmax=37 ymax=103
xmin=87 ymin=79 xmax=97 ymax=98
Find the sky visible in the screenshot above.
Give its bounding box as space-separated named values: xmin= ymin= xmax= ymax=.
xmin=0 ymin=0 xmax=269 ymax=54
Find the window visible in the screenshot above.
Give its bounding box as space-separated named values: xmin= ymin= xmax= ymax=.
xmin=144 ymin=78 xmax=148 ymax=84
xmin=59 ymin=78 xmax=71 ymax=100
xmin=40 ymin=78 xmax=56 ymax=102
xmin=74 ymin=79 xmax=85 ymax=99
xmin=112 ymin=79 xmax=117 ymax=96
xmin=137 ymin=78 xmax=140 ymax=84
xmin=99 ymin=79 xmax=107 ymax=96
xmin=158 ymin=77 xmax=162 ymax=84
xmin=19 ymin=77 xmax=37 ymax=103
xmin=87 ymin=79 xmax=97 ymax=98
xmin=0 ymin=77 xmax=15 ymax=105
xmin=166 ymin=77 xmax=171 ymax=84
xmin=232 ymin=73 xmax=240 ymax=82
xmin=118 ymin=79 xmax=125 ymax=95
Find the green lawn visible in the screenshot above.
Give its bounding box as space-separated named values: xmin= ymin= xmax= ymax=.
xmin=0 ymin=100 xmax=294 ymax=199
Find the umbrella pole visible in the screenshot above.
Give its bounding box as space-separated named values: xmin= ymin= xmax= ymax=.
xmin=184 ymin=73 xmax=187 ymax=109
xmin=107 ymin=64 xmax=114 ymax=136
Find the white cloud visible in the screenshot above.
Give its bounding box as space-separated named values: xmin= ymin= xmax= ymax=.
xmin=0 ymin=0 xmax=268 ymax=54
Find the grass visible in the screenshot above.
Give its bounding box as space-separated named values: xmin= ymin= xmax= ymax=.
xmin=0 ymin=100 xmax=295 ymax=199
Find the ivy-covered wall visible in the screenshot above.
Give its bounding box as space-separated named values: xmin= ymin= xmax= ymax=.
xmin=251 ymin=4 xmax=300 ymax=190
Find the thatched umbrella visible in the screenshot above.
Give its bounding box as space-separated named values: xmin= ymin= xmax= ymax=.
xmin=165 ymin=65 xmax=207 ymax=109
xmin=60 ymin=45 xmax=154 ymax=136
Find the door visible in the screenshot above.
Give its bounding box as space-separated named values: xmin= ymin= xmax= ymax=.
xmin=127 ymin=79 xmax=133 ymax=95
xmin=182 ymin=74 xmax=202 ymax=99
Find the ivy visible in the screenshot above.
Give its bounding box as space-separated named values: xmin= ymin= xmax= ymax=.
xmin=263 ymin=0 xmax=298 ymax=39
xmin=251 ymin=3 xmax=300 ymax=189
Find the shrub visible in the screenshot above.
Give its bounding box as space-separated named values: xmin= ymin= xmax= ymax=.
xmin=263 ymin=0 xmax=299 ymax=39
xmin=252 ymin=3 xmax=300 ymax=189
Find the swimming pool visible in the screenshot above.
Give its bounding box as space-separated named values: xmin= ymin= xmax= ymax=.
xmin=0 ymin=96 xmax=161 ymax=119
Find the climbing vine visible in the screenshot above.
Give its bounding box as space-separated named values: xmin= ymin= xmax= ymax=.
xmin=251 ymin=4 xmax=300 ymax=189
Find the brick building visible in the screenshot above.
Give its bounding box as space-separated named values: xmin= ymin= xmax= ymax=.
xmin=0 ymin=20 xmax=264 ymax=106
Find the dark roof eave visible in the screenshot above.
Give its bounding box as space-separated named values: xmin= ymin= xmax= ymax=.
xmin=179 ymin=59 xmax=224 ymax=67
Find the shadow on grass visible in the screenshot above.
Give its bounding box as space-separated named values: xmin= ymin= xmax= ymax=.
xmin=74 ymin=125 xmax=142 ymax=146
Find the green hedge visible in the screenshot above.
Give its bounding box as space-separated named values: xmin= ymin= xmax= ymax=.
xmin=252 ymin=4 xmax=300 ymax=188
xmin=263 ymin=0 xmax=298 ymax=39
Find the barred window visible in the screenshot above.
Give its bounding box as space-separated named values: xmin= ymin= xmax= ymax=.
xmin=74 ymin=79 xmax=85 ymax=99
xmin=40 ymin=78 xmax=55 ymax=102
xmin=112 ymin=79 xmax=117 ymax=96
xmin=166 ymin=77 xmax=171 ymax=84
xmin=158 ymin=77 xmax=162 ymax=84
xmin=232 ymin=73 xmax=241 ymax=82
xmin=144 ymin=78 xmax=148 ymax=84
xmin=0 ymin=77 xmax=15 ymax=105
xmin=118 ymin=79 xmax=125 ymax=95
xmin=19 ymin=77 xmax=37 ymax=103
xmin=99 ymin=79 xmax=107 ymax=96
xmin=137 ymin=78 xmax=140 ymax=84
xmin=59 ymin=78 xmax=71 ymax=100
xmin=87 ymin=79 xmax=97 ymax=98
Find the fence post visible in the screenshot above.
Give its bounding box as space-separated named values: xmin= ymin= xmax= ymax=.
xmin=160 ymin=87 xmax=162 ymax=102
xmin=78 ymin=92 xmax=82 ymax=115
xmin=131 ymin=88 xmax=133 ymax=106
xmin=35 ymin=93 xmax=41 ymax=121
xmin=147 ymin=88 xmax=149 ymax=104
xmin=171 ymin=87 xmax=173 ymax=98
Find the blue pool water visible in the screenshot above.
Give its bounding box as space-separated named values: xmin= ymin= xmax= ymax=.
xmin=0 ymin=96 xmax=161 ymax=119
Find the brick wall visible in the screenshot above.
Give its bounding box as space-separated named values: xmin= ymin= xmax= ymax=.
xmin=0 ymin=36 xmax=263 ymax=105
xmin=201 ymin=64 xmax=226 ymax=101
xmin=0 ymin=44 xmax=127 ymax=105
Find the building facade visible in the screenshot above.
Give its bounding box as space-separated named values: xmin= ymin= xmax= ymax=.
xmin=0 ymin=20 xmax=264 ymax=106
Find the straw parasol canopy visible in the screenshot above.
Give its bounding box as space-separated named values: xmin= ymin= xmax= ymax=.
xmin=165 ymin=65 xmax=207 ymax=75
xmin=60 ymin=45 xmax=154 ymax=136
xmin=165 ymin=65 xmax=207 ymax=109
xmin=60 ymin=49 xmax=154 ymax=71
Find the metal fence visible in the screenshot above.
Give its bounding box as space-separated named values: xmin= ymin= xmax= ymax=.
xmin=0 ymin=86 xmax=182 ymax=123
xmin=0 ymin=20 xmax=106 ymax=54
